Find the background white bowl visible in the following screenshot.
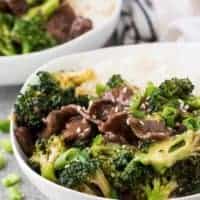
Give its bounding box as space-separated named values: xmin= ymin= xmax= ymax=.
xmin=0 ymin=0 xmax=122 ymax=86
xmin=11 ymin=44 xmax=200 ymax=200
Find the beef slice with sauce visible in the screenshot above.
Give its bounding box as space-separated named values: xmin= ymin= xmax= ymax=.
xmin=69 ymin=16 xmax=93 ymax=39
xmin=127 ymin=117 xmax=171 ymax=140
xmin=61 ymin=105 xmax=92 ymax=142
xmin=46 ymin=3 xmax=76 ymax=42
xmin=5 ymin=0 xmax=27 ymax=15
xmin=100 ymin=112 xmax=138 ymax=144
xmin=103 ymin=86 xmax=134 ymax=106
xmin=15 ymin=127 xmax=34 ymax=156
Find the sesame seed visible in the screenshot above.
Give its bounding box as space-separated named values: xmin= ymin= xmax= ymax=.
xmin=76 ymin=127 xmax=81 ymax=133
xmin=122 ymin=87 xmax=128 ymax=93
xmin=139 ymin=120 xmax=144 ymax=125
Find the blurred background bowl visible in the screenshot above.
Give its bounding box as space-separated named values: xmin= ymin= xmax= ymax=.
xmin=0 ymin=0 xmax=122 ymax=86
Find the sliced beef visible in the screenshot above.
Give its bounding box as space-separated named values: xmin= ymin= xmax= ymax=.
xmin=46 ymin=3 xmax=76 ymax=42
xmin=41 ymin=104 xmax=86 ymax=139
xmin=0 ymin=0 xmax=8 ymax=11
xmin=87 ymin=99 xmax=123 ymax=124
xmin=127 ymin=117 xmax=171 ymax=140
xmin=41 ymin=110 xmax=67 ymax=139
xmin=103 ymin=86 xmax=133 ymax=106
xmin=100 ymin=112 xmax=137 ymax=144
xmin=69 ymin=16 xmax=92 ymax=39
xmin=5 ymin=0 xmax=27 ymax=15
xmin=15 ymin=127 xmax=34 ymax=156
xmin=62 ymin=116 xmax=91 ymax=142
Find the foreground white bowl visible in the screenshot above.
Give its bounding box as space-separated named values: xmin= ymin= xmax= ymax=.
xmin=11 ymin=44 xmax=200 ymax=200
xmin=0 ymin=0 xmax=122 ymax=86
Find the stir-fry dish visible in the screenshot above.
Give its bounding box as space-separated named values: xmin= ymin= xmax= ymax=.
xmin=0 ymin=0 xmax=92 ymax=56
xmin=14 ymin=69 xmax=200 ymax=200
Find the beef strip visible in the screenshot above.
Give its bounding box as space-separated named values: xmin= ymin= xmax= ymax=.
xmin=87 ymin=99 xmax=123 ymax=124
xmin=127 ymin=117 xmax=171 ymax=140
xmin=103 ymin=86 xmax=133 ymax=106
xmin=0 ymin=0 xmax=8 ymax=11
xmin=5 ymin=0 xmax=27 ymax=15
xmin=41 ymin=110 xmax=67 ymax=139
xmin=61 ymin=105 xmax=92 ymax=142
xmin=100 ymin=112 xmax=137 ymax=144
xmin=41 ymin=104 xmax=86 ymax=138
xmin=15 ymin=127 xmax=34 ymax=156
xmin=46 ymin=3 xmax=76 ymax=42
xmin=69 ymin=16 xmax=92 ymax=39
xmin=62 ymin=116 xmax=91 ymax=142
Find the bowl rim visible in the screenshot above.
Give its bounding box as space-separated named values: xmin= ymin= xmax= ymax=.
xmin=0 ymin=0 xmax=122 ymax=61
xmin=11 ymin=43 xmax=200 ymax=200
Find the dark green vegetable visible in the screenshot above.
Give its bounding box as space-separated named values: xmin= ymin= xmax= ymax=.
xmin=0 ymin=13 xmax=16 ymax=56
xmin=23 ymin=0 xmax=59 ymax=20
xmin=107 ymin=74 xmax=125 ymax=89
xmin=12 ymin=18 xmax=56 ymax=54
xmin=58 ymin=149 xmax=115 ymax=198
xmin=90 ymin=135 xmax=135 ymax=189
xmin=15 ymin=71 xmax=89 ymax=130
xmin=29 ymin=135 xmax=65 ymax=181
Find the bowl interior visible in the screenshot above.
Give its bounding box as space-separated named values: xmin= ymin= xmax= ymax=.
xmin=11 ymin=44 xmax=200 ymax=200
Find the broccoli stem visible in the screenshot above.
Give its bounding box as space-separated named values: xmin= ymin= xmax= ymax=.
xmin=41 ymin=163 xmax=57 ymax=182
xmin=23 ymin=0 xmax=59 ymax=20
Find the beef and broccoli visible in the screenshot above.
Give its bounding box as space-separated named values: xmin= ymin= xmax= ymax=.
xmin=0 ymin=0 xmax=92 ymax=56
xmin=14 ymin=69 xmax=200 ymax=199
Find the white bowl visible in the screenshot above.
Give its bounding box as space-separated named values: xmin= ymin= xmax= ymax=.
xmin=0 ymin=0 xmax=122 ymax=86
xmin=11 ymin=44 xmax=200 ymax=200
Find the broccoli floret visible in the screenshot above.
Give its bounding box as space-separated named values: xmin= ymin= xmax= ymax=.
xmin=186 ymin=96 xmax=200 ymax=109
xmin=12 ymin=18 xmax=56 ymax=54
xmin=57 ymin=149 xmax=115 ymax=198
xmin=182 ymin=116 xmax=200 ymax=131
xmin=90 ymin=135 xmax=135 ymax=189
xmin=159 ymin=78 xmax=194 ymax=99
xmin=107 ymin=74 xmax=125 ymax=89
xmin=144 ymin=178 xmax=177 ymax=200
xmin=161 ymin=105 xmax=179 ymax=127
xmin=166 ymin=155 xmax=200 ymax=196
xmin=15 ymin=71 xmax=88 ymax=130
xmin=121 ymin=160 xmax=153 ymax=189
xmin=0 ymin=13 xmax=16 ymax=56
xmin=135 ymin=131 xmax=200 ymax=174
xmin=146 ymin=78 xmax=193 ymax=112
xmin=29 ymin=135 xmax=65 ymax=181
xmin=23 ymin=0 xmax=59 ymax=20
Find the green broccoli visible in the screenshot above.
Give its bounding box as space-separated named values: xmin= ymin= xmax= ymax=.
xmin=186 ymin=96 xmax=200 ymax=109
xmin=144 ymin=178 xmax=177 ymax=200
xmin=23 ymin=0 xmax=59 ymax=21
xmin=0 ymin=13 xmax=16 ymax=56
xmin=135 ymin=131 xmax=200 ymax=174
xmin=159 ymin=78 xmax=194 ymax=99
xmin=29 ymin=135 xmax=65 ymax=181
xmin=161 ymin=105 xmax=179 ymax=127
xmin=90 ymin=135 xmax=135 ymax=189
xmin=57 ymin=149 xmax=115 ymax=198
xmin=166 ymin=155 xmax=200 ymax=196
xmin=12 ymin=18 xmax=56 ymax=54
xmin=107 ymin=74 xmax=125 ymax=89
xmin=15 ymin=71 xmax=88 ymax=130
xmin=146 ymin=78 xmax=194 ymax=112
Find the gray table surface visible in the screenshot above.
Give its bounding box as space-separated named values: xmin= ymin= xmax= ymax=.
xmin=0 ymin=86 xmax=46 ymax=200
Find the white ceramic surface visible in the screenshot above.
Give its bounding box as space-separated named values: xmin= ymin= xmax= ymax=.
xmin=11 ymin=44 xmax=200 ymax=200
xmin=0 ymin=0 xmax=122 ymax=86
